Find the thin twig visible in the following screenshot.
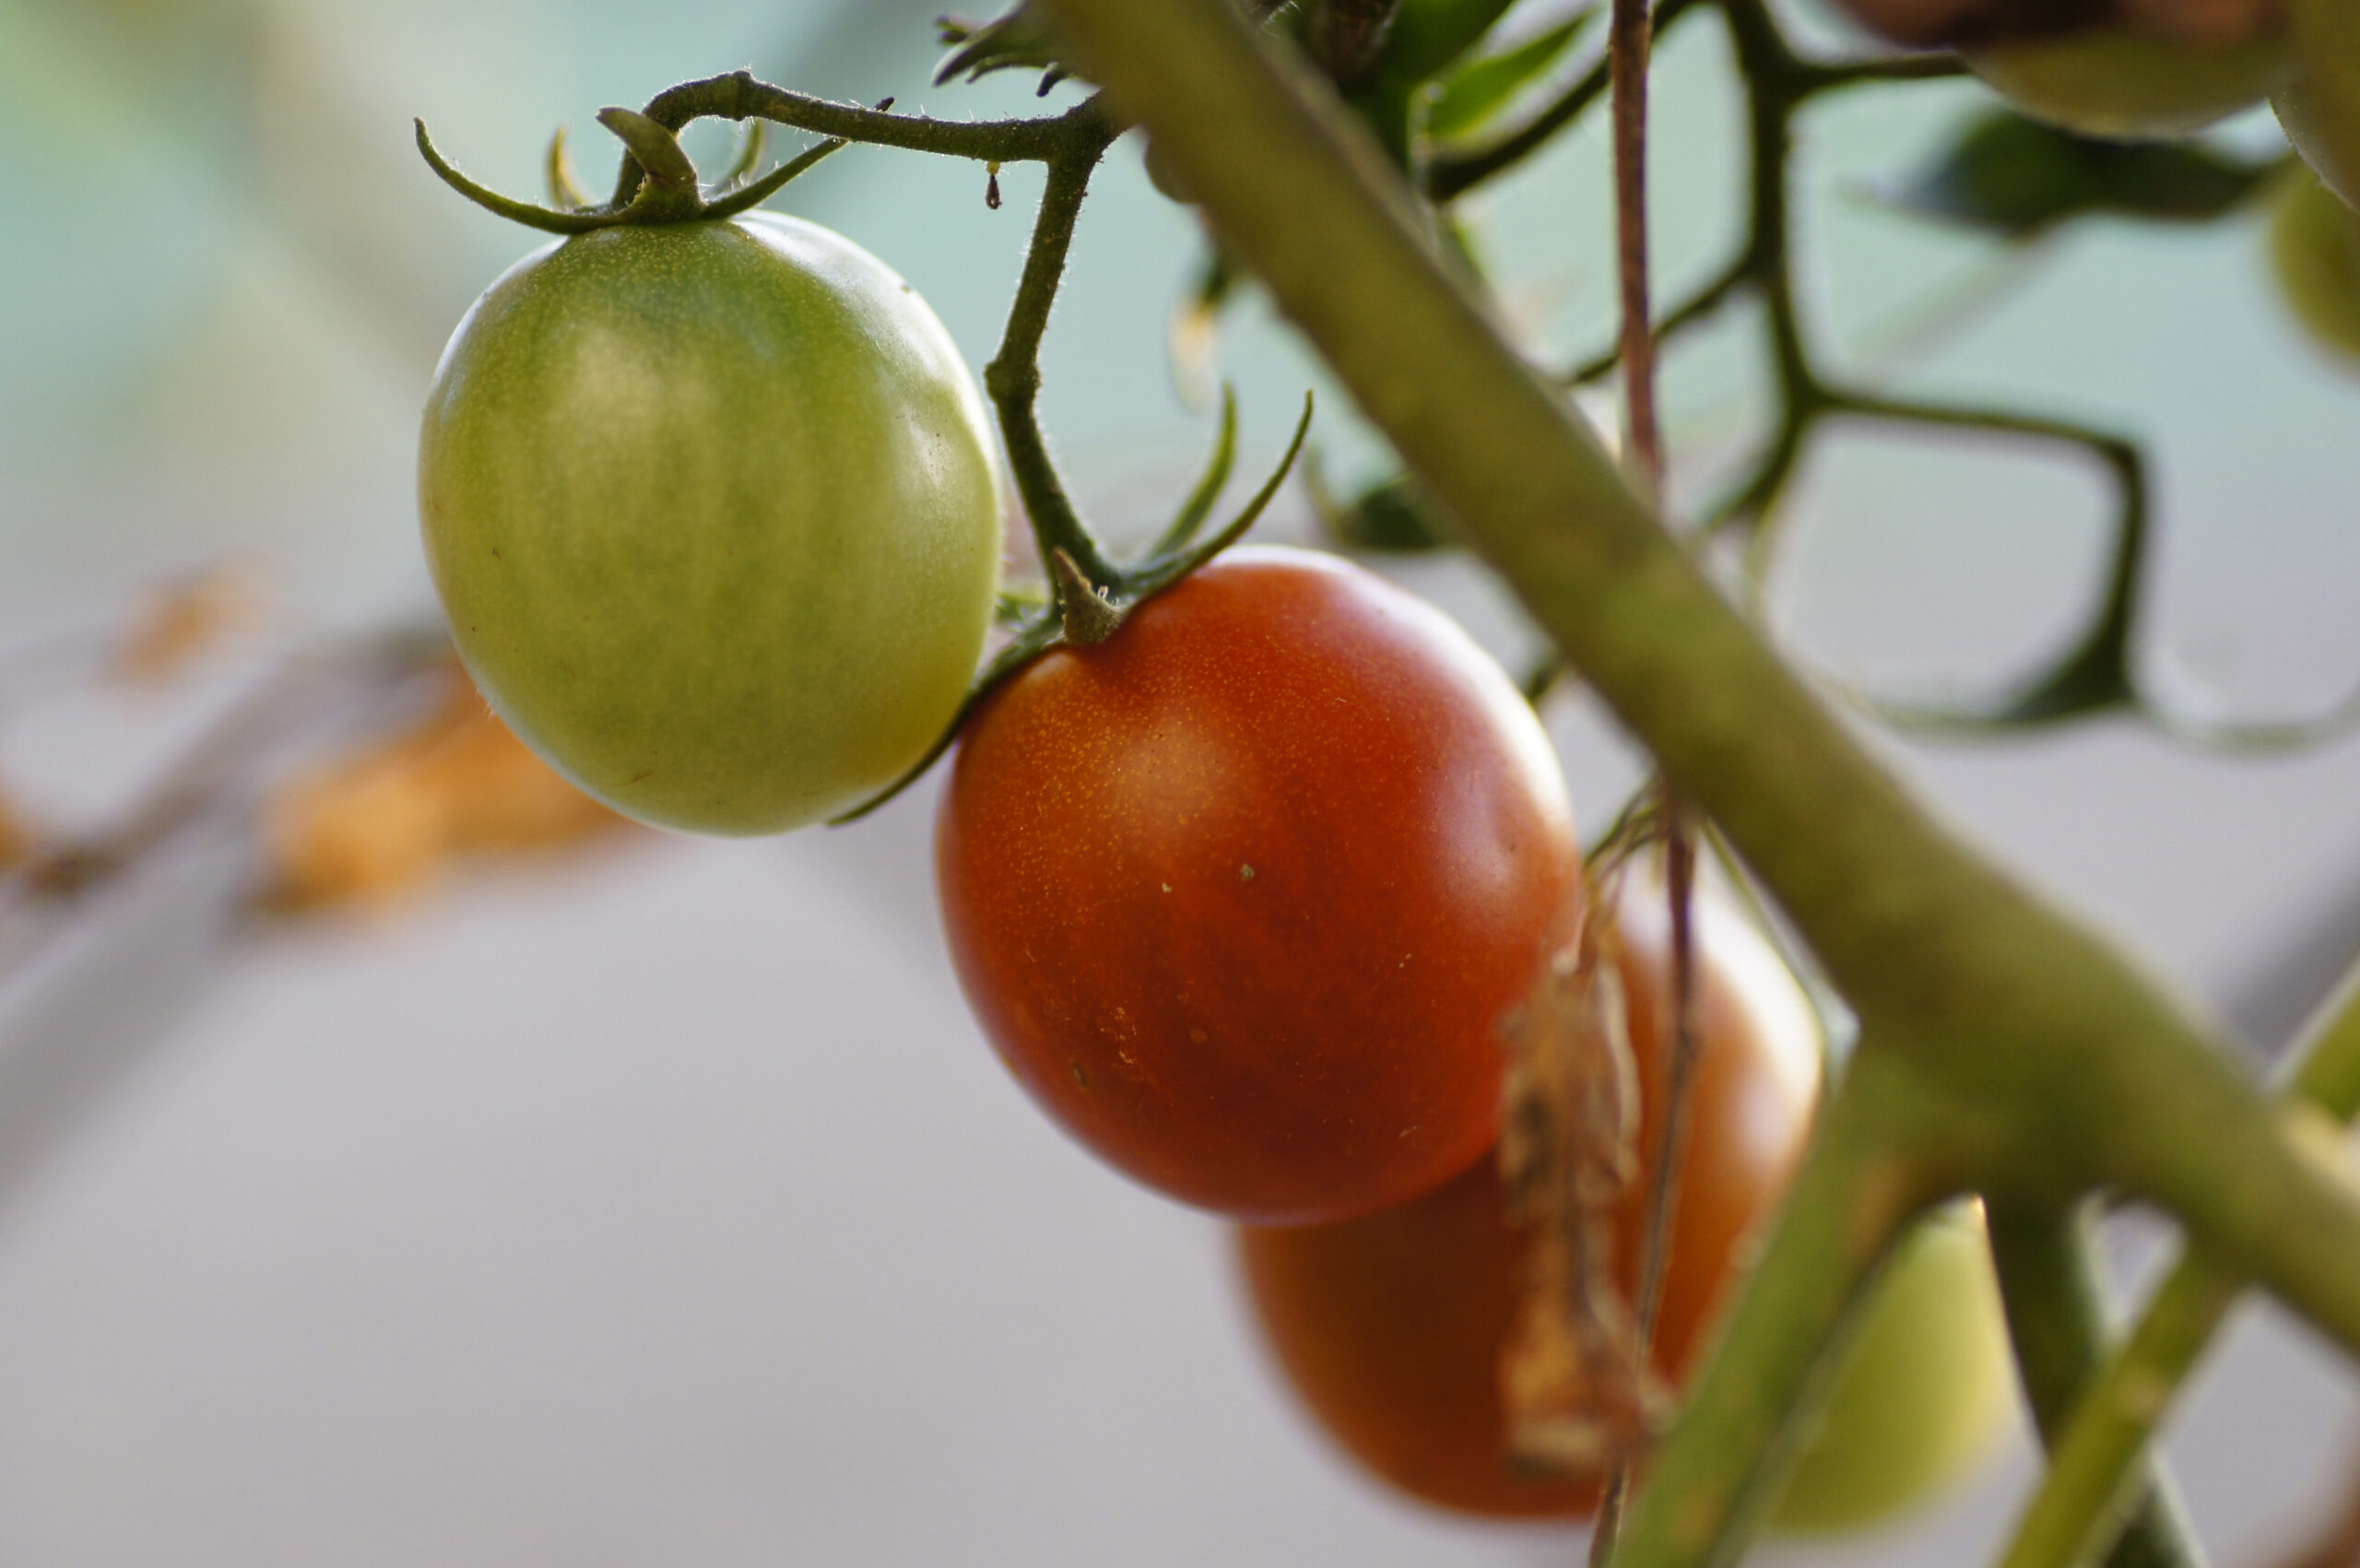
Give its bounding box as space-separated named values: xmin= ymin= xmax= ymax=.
xmin=1588 ymin=0 xmax=1690 ymax=1555
xmin=1425 ymin=0 xmax=1708 ymax=203
xmin=981 ymin=112 xmax=1127 ymax=593
xmin=607 ymin=71 xmax=1103 ymax=207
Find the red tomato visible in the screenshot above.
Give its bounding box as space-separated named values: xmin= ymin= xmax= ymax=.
xmin=1235 ymin=869 xmax=1822 ymax=1515
xmin=934 ymin=546 xmax=1581 ymax=1224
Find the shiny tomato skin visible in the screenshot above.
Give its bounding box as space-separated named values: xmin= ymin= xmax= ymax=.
xmin=935 ymin=546 xmax=1580 ymax=1224
xmin=1234 ymin=872 xmax=1821 ymax=1516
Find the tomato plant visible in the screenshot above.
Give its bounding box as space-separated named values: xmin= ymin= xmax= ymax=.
xmin=419 ymin=211 xmax=1003 ymax=837
xmin=934 ymin=546 xmax=1581 ymax=1224
xmin=1232 ymin=869 xmax=1823 ymax=1516
xmin=358 ymin=5 xmax=2360 ymax=1561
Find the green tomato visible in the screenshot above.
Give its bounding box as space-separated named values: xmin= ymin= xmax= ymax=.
xmin=419 ymin=214 xmax=1003 ymax=836
xmin=2276 ymin=0 xmax=2360 ymax=210
xmin=2270 ymin=166 xmax=2360 ymax=362
xmin=1770 ymin=1202 xmax=2017 ymax=1535
xmin=1967 ymin=28 xmax=2291 ymax=140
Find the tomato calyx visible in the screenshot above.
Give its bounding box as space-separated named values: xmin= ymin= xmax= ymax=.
xmin=414 ymin=99 xmax=883 ymax=236
xmin=1048 ymin=550 xmax=1126 ymax=645
xmin=830 ymin=387 xmax=1314 ymax=825
xmin=936 ymin=4 xmax=1075 ymax=95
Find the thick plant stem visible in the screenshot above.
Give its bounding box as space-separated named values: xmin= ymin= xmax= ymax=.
xmin=1985 ymin=1201 xmax=2207 ymax=1568
xmin=985 ymin=124 xmax=1125 ymax=592
xmin=2000 ymin=959 xmax=2360 ymax=1568
xmin=1039 ymin=2 xmax=2360 ymax=1556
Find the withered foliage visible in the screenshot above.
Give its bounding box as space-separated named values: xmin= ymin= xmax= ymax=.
xmin=1497 ymin=892 xmax=1670 ymax=1477
xmin=262 ymin=666 xmax=630 ymax=913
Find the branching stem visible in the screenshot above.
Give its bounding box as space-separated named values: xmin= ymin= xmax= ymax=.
xmin=609 ymin=70 xmax=1106 ymax=208
xmin=983 ymin=117 xmax=1126 ymax=594
xmin=2000 ymin=958 xmax=2360 ymax=1568
xmin=1589 ymin=0 xmax=1699 ymax=1555
xmin=1986 ymin=1200 xmax=2208 ymax=1568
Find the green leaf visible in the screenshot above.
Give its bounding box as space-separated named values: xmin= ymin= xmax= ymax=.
xmin=1379 ymin=0 xmax=1523 ymax=86
xmin=1876 ymin=111 xmax=2283 ymax=241
xmin=1427 ymin=10 xmax=1593 ymax=145
xmin=1307 ymin=457 xmax=1456 ymax=553
xmin=1341 ymin=0 xmax=1520 ymax=163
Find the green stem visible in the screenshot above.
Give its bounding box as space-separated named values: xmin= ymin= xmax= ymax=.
xmin=2002 ymin=1256 xmax=2241 ymax=1568
xmin=608 ymin=72 xmax=1106 ymax=207
xmin=983 ymin=121 xmax=1126 ymax=592
xmin=2000 ymin=958 xmax=2360 ymax=1568
xmin=1985 ymin=1200 xmax=2207 ymax=1568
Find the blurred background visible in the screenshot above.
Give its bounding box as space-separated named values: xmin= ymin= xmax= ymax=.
xmin=4 ymin=0 xmax=2360 ymax=1562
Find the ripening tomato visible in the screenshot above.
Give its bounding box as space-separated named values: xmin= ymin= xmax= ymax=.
xmin=1233 ymin=870 xmax=1822 ymax=1516
xmin=419 ymin=213 xmax=1002 ymax=836
xmin=1966 ymin=28 xmax=2289 ymax=139
xmin=934 ymin=546 xmax=1581 ymax=1224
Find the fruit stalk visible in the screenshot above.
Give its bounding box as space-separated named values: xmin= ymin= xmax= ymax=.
xmin=981 ymin=113 xmax=1127 ymax=593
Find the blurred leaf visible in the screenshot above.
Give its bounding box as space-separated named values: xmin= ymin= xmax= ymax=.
xmin=1170 ymin=246 xmax=1241 ymax=407
xmin=1343 ymin=0 xmax=1521 ymax=163
xmin=1875 ymin=111 xmax=2283 ymax=240
xmin=261 ymin=664 xmax=630 ymax=914
xmin=1378 ymin=0 xmax=1523 ymax=85
xmin=935 ymin=3 xmax=1069 ymax=90
xmin=1308 ymin=455 xmax=1456 ymax=552
xmin=1428 ymin=10 xmax=1594 ymax=145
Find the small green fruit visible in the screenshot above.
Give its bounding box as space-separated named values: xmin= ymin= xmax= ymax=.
xmin=419 ymin=215 xmax=1004 ymax=836
xmin=1968 ymin=28 xmax=2291 ymax=140
xmin=2276 ymin=0 xmax=2360 ymax=209
xmin=1770 ymin=1203 xmax=2017 ymax=1535
xmin=2270 ymin=167 xmax=2360 ymax=362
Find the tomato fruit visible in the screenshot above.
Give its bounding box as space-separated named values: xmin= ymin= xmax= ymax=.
xmin=2270 ymin=166 xmax=2360 ymax=362
xmin=2277 ymin=0 xmax=2360 ymax=209
xmin=1233 ymin=869 xmax=1822 ymax=1516
xmin=419 ymin=213 xmax=1003 ymax=836
xmin=1771 ymin=1201 xmax=2014 ymax=1534
xmin=1966 ymin=29 xmax=2289 ymax=139
xmin=1822 ymin=0 xmax=1982 ymax=49
xmin=934 ymin=546 xmax=1580 ymax=1224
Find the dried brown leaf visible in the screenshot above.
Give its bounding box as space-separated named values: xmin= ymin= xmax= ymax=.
xmin=260 ymin=666 xmax=629 ymax=913
xmin=112 ymin=562 xmax=270 ymax=686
